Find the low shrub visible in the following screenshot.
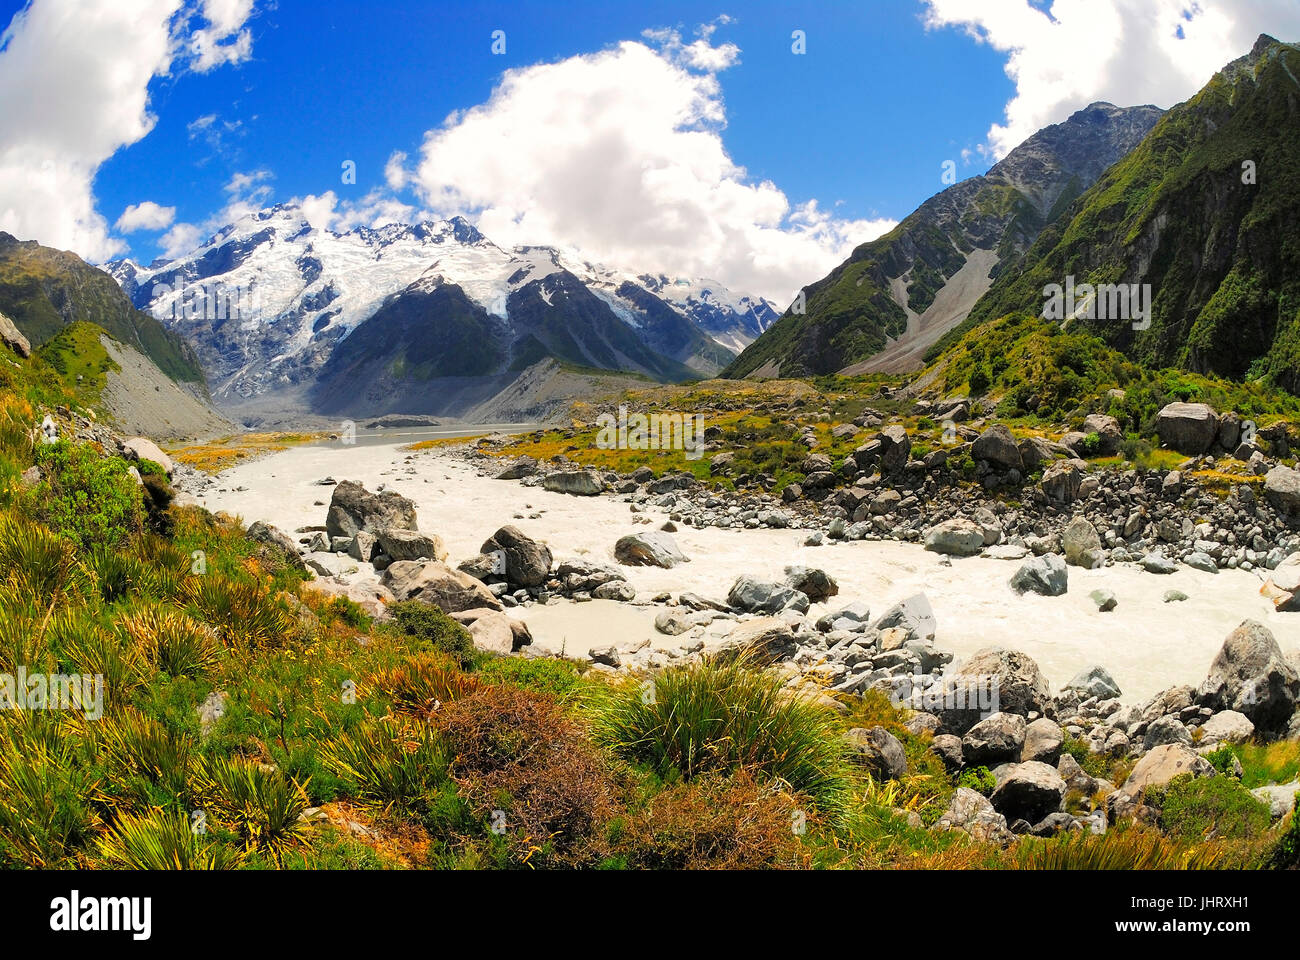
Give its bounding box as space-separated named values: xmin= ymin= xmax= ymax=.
xmin=388 ymin=601 xmax=476 ymax=667
xmin=1154 ymin=774 xmax=1271 ymax=842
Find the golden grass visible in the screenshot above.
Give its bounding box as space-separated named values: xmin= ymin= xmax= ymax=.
xmin=166 ymin=432 xmax=324 ymax=473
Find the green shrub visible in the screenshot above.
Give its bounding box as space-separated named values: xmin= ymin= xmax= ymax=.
xmin=474 ymin=656 xmax=582 ymax=699
xmin=31 ymin=442 xmax=143 ymax=550
xmin=388 ymin=600 xmax=476 ymax=666
xmin=1265 ymin=798 xmax=1299 ymax=869
xmin=1155 ymin=774 xmax=1271 ymax=842
xmin=958 ymin=765 xmax=996 ymax=796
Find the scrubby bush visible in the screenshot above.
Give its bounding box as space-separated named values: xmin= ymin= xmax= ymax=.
xmin=1154 ymin=774 xmax=1271 ymax=842
xmin=958 ymin=765 xmax=996 ymax=796
xmin=388 ymin=600 xmax=476 ymax=667
xmin=30 ymin=441 xmax=143 ymax=550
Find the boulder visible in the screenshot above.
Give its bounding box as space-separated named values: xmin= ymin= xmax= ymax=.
xmin=1260 ymin=554 xmax=1300 ymax=612
xmin=592 ymin=580 xmax=636 ymax=602
xmin=957 ymin=648 xmax=1052 ymax=719
xmin=0 ymin=310 xmax=31 ymax=358
xmin=1009 ymin=554 xmax=1068 ymax=596
xmin=972 ymin=424 xmax=1023 ymax=472
xmin=482 ymin=525 xmax=553 ymax=586
xmin=451 ymin=607 xmax=532 ymax=654
xmin=326 ymin=481 xmax=419 ymax=539
xmin=923 ymin=518 xmax=986 ymax=557
xmin=962 ymin=712 xmax=1027 ymax=766
xmin=933 ymin=787 xmax=1013 ymax=844
xmin=1121 ymin=744 xmax=1215 ymax=797
xmin=727 ymin=577 xmax=809 ymax=615
xmin=542 ymin=471 xmax=604 ymax=496
xmin=348 ymin=530 xmax=379 ymax=563
xmin=783 ymin=565 xmax=838 ymax=602
xmin=246 ymin=521 xmax=307 ymax=572
xmin=376 ymin=528 xmax=448 ymax=563
xmin=1063 ymin=665 xmax=1121 ymax=701
xmin=872 ymin=594 xmax=936 ymax=643
xmin=1142 ymin=715 xmax=1193 ymax=751
xmin=122 ymin=437 xmax=174 ymax=478
xmin=1040 ymin=460 xmax=1084 ymax=503
xmin=990 ymin=761 xmax=1066 ymax=824
xmin=1082 ymin=414 xmax=1122 ymax=455
xmin=720 ymin=617 xmax=797 ymax=662
xmin=1198 ymin=620 xmax=1300 ymax=734
xmin=380 ymin=560 xmax=502 ymax=612
xmin=1155 ymin=402 xmax=1220 ymax=454
xmin=847 ymin=726 xmax=907 ymax=780
xmin=1197 ymin=710 xmax=1255 ymax=745
xmin=1264 ymin=466 xmax=1300 ymax=514
xmin=495 ymin=456 xmax=538 ymax=480
xmin=878 ymin=426 xmax=911 ymax=473
xmin=1022 ymin=718 xmax=1065 ymax=765
xmin=1251 ymin=782 xmax=1300 ymax=820
xmin=614 ymin=531 xmax=687 ymax=569
xmin=1061 ymin=516 xmax=1104 ymax=569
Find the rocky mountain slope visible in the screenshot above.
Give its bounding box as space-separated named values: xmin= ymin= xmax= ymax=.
xmin=938 ymin=35 xmax=1300 ymax=393
xmin=110 ymin=207 xmax=777 ymax=419
xmin=724 ymin=103 xmax=1164 ymax=379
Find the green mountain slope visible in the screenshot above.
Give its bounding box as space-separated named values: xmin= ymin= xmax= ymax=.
xmin=0 ymin=232 xmax=205 ymax=386
xmin=723 ymin=103 xmax=1163 ymax=379
xmin=937 ymin=35 xmax=1300 ymax=393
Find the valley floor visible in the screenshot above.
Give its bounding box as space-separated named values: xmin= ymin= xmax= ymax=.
xmin=194 ymin=439 xmax=1297 ymax=703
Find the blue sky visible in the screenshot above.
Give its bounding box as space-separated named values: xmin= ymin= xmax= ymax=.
xmin=84 ymin=1 xmax=1011 ymax=255
xmin=1 ymin=0 xmax=1297 ymax=300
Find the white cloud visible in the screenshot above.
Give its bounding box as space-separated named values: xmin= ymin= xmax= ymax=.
xmin=406 ymin=30 xmax=893 ymax=303
xmin=0 ymin=0 xmax=259 ymax=262
xmin=921 ymin=0 xmax=1300 ymax=159
xmin=159 ymin=167 xmax=273 ymax=257
xmin=115 ymin=201 xmax=177 ymax=232
xmin=297 ymin=189 xmax=417 ymax=234
xmin=384 ymin=151 xmax=409 ymax=191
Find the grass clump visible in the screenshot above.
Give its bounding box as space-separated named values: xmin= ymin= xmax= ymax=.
xmin=1153 ymin=774 xmax=1272 ymax=842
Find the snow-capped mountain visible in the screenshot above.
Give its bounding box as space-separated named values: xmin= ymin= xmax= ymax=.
xmin=109 ymin=204 xmax=777 ymax=414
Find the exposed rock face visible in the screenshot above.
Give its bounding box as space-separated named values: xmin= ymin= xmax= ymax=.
xmin=1061 ymin=516 xmax=1103 ymax=568
xmin=482 ymin=525 xmax=553 ymax=586
xmin=1264 ymin=466 xmax=1300 ymax=514
xmin=122 ymin=437 xmax=174 ymax=477
xmin=614 ymin=531 xmax=687 ymax=568
xmin=1121 ymin=744 xmax=1215 ymax=796
xmin=380 ymin=560 xmax=502 ymax=612
xmin=1040 ymin=460 xmax=1084 ymax=503
xmin=246 ymin=521 xmax=307 ymax=572
xmin=727 ymin=577 xmax=809 ymax=614
xmin=990 ymin=761 xmax=1066 ymax=823
xmin=783 ymin=565 xmax=838 ymax=602
xmin=495 ymin=456 xmax=538 ymax=479
xmin=923 ymin=518 xmax=986 ymax=556
xmin=1155 ymin=402 xmax=1220 ymax=454
xmin=326 ymin=481 xmax=419 ymax=539
xmin=1009 ymin=554 xmax=1068 ymax=596
xmin=847 ymin=726 xmax=907 ymax=780
xmin=1198 ymin=620 xmax=1300 ymax=734
xmin=972 ymin=424 xmax=1023 ymax=472
xmin=542 ymin=471 xmax=604 ymax=496
xmin=962 ymin=712 xmax=1027 ymax=766
xmin=0 ymin=310 xmax=31 ymax=357
xmin=376 ymin=528 xmax=448 ymax=563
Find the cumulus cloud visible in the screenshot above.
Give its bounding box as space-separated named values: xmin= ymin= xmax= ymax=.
xmin=115 ymin=201 xmax=177 ymax=233
xmin=159 ymin=168 xmax=273 ymax=258
xmin=407 ymin=29 xmax=893 ymax=303
xmin=0 ymin=0 xmax=259 ymax=262
xmin=297 ymin=189 xmax=418 ymax=234
xmin=921 ymin=0 xmax=1300 ymax=159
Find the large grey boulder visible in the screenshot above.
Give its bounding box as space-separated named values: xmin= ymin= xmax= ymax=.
xmin=1260 ymin=553 xmax=1300 ymax=612
xmin=542 ymin=470 xmax=604 ymax=496
xmin=872 ymin=594 xmax=937 ymax=643
xmin=990 ymin=761 xmax=1066 ymax=824
xmin=878 ymin=425 xmax=911 ymax=473
xmin=1264 ymin=466 xmax=1300 ymax=514
xmin=962 ymin=712 xmax=1026 ymax=766
xmin=924 ymin=518 xmax=986 ymax=557
xmin=720 ymin=617 xmax=797 ymax=662
xmin=972 ymin=424 xmax=1023 ymax=472
xmin=1197 ymin=710 xmax=1255 ymax=745
xmin=1022 ymin=718 xmax=1065 ymax=765
xmin=957 ymin=648 xmax=1052 ymax=719
xmin=0 ymin=310 xmax=31 ymax=358
xmin=1121 ymin=744 xmax=1214 ymax=797
xmin=1009 ymin=554 xmax=1068 ymax=596
xmin=933 ymin=787 xmax=1013 ymax=843
xmin=381 ymin=560 xmax=502 ymax=612
xmin=326 ymin=481 xmax=419 ymax=539
xmin=847 ymin=726 xmax=907 ymax=780
xmin=783 ymin=565 xmax=838 ymax=602
xmin=1063 ymin=665 xmax=1122 ymax=701
xmin=376 ymin=528 xmax=448 ymax=563
xmin=450 ymin=607 xmax=533 ymax=654
xmin=482 ymin=525 xmax=553 ymax=586
xmin=1061 ymin=516 xmax=1104 ymax=569
xmin=1198 ymin=620 xmax=1300 ymax=734
xmin=1082 ymin=414 xmax=1122 ymax=455
xmin=122 ymin=437 xmax=174 ymax=478
xmin=495 ymin=456 xmax=538 ymax=480
xmin=246 ymin=521 xmax=307 ymax=572
xmin=1041 ymin=460 xmax=1084 ymax=503
xmin=614 ymin=531 xmax=687 ymax=569
xmin=727 ymin=577 xmax=809 ymax=614
xmin=1155 ymin=402 xmax=1220 ymax=454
